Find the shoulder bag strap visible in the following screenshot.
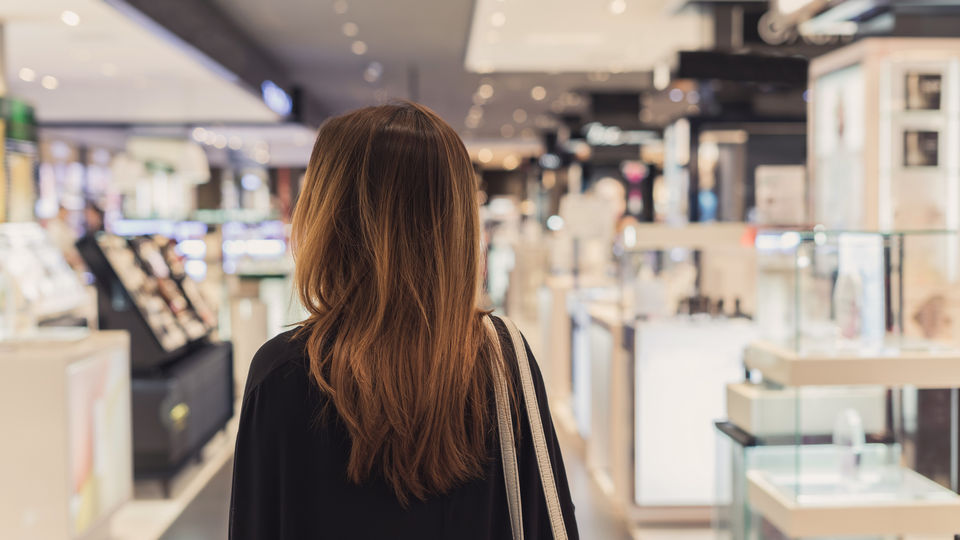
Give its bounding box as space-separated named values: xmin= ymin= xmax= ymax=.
xmin=500 ymin=315 xmax=569 ymax=540
xmin=483 ymin=315 xmax=524 ymax=540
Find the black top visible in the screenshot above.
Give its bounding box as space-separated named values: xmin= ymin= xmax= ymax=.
xmin=229 ymin=317 xmax=579 ymax=539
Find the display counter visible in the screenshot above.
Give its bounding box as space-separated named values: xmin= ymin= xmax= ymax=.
xmin=632 ymin=318 xmax=754 ymax=517
xmin=0 ymin=330 xmax=132 ymax=540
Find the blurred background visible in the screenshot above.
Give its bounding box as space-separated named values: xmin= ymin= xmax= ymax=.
xmin=5 ymin=0 xmax=960 ymax=538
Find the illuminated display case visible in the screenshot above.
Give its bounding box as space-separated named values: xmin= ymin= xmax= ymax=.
xmin=77 ymin=233 xmax=213 ymax=371
xmin=810 ymin=38 xmax=960 ymax=231
xmin=735 ymin=229 xmax=960 ymax=538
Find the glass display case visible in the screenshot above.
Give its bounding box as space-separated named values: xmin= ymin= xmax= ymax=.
xmin=740 ymin=228 xmax=960 ymax=538
xmin=0 ymin=222 xmax=87 ymax=336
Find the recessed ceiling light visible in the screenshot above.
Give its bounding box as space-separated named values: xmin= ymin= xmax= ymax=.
xmin=61 ymin=10 xmax=80 ymax=26
xmin=465 ymin=116 xmax=481 ymax=129
xmin=478 ymin=148 xmax=493 ymax=163
xmin=228 ymin=136 xmax=243 ymax=150
xmin=351 ymin=40 xmax=367 ymax=55
xmin=490 ymin=12 xmax=506 ymax=27
xmin=363 ymin=61 xmax=383 ymax=83
xmin=609 ymin=0 xmax=627 ymax=15
xmin=472 ymin=93 xmax=486 ymax=106
xmin=191 ymin=127 xmax=207 ymax=142
xmin=530 ymin=86 xmax=547 ymax=101
xmin=342 ymin=22 xmax=359 ymax=37
xmin=40 ymin=75 xmax=59 ymax=90
xmin=100 ymin=63 xmax=118 ymax=77
xmin=501 ymin=124 xmax=515 ymax=138
xmin=213 ymin=135 xmax=227 ymax=149
xmin=512 ymin=108 xmax=528 ymax=123
xmin=333 ymin=0 xmax=348 ymax=15
xmin=468 ymin=105 xmax=484 ymax=119
xmin=503 ymin=154 xmax=520 ymax=170
xmin=17 ymin=68 xmax=36 ymax=82
xmin=477 ymin=83 xmax=494 ymax=99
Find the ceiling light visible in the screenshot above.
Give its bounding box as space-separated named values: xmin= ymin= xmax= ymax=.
xmin=501 ymin=124 xmax=515 ymax=138
xmin=342 ymin=22 xmax=359 ymax=37
xmin=351 ymin=40 xmax=367 ymax=55
xmin=228 ymin=136 xmax=243 ymax=150
xmin=363 ymin=61 xmax=383 ymax=83
xmin=472 ymin=93 xmax=486 ymax=106
xmin=333 ymin=0 xmax=348 ymax=14
xmin=478 ymin=148 xmax=493 ymax=163
xmin=61 ymin=10 xmax=80 ymax=26
xmin=213 ymin=135 xmax=227 ymax=149
xmin=465 ymin=116 xmax=481 ymax=129
xmin=512 ymin=108 xmax=528 ymax=123
xmin=191 ymin=127 xmax=207 ymax=142
xmin=17 ymin=68 xmax=36 ymax=82
xmin=203 ymin=131 xmax=217 ymax=145
xmin=530 ymin=86 xmax=547 ymax=101
xmin=503 ymin=154 xmax=520 ymax=170
xmin=40 ymin=76 xmax=59 ymax=90
xmin=491 ymin=12 xmax=506 ymax=27
xmin=609 ymin=0 xmax=627 ymax=15
xmin=477 ymin=83 xmax=494 ymax=100
xmin=100 ymin=63 xmax=118 ymax=77
xmin=468 ymin=105 xmax=484 ymax=119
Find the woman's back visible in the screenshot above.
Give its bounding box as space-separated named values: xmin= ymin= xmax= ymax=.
xmin=229 ymin=319 xmax=577 ymax=539
xmin=228 ymin=102 xmax=578 ymax=538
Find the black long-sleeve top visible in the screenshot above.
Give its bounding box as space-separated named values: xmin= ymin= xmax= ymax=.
xmin=229 ymin=317 xmax=579 ymax=539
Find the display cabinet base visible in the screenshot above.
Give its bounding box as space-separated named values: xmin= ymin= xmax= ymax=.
xmin=745 ymin=339 xmax=960 ymax=388
xmin=747 ymin=469 xmax=960 ymax=537
xmin=132 ymin=341 xmax=234 ymax=484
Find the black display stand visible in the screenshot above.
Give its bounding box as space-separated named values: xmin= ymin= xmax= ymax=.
xmin=77 ymin=233 xmax=235 ymax=489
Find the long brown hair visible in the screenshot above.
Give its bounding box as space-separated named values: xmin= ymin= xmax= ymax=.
xmin=292 ymin=102 xmax=499 ymax=504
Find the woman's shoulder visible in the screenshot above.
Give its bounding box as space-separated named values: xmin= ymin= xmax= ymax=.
xmin=244 ymin=327 xmax=311 ymax=394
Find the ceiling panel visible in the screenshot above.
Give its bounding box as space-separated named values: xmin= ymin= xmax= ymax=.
xmin=2 ymin=0 xmax=279 ymax=123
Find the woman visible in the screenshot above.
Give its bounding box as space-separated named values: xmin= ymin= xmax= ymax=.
xmin=230 ymin=102 xmax=578 ymax=539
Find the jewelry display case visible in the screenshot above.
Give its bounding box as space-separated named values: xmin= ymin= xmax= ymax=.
xmin=732 ymin=229 xmax=960 ymax=538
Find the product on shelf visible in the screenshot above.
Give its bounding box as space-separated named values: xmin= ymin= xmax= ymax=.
xmin=0 ymin=222 xmax=87 ymax=331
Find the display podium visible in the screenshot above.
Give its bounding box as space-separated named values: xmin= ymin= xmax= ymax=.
xmin=0 ymin=331 xmax=132 ymax=540
xmin=76 ymin=233 xmax=234 ymax=485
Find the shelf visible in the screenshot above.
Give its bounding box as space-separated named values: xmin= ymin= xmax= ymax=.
xmin=623 ymin=223 xmax=753 ymax=251
xmin=747 ymin=469 xmax=960 ymax=537
xmin=744 ymin=339 xmax=960 ymax=388
xmin=726 ymin=383 xmax=886 ymax=437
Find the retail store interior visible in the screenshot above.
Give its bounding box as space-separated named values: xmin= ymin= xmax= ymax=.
xmin=7 ymin=0 xmax=960 ymax=538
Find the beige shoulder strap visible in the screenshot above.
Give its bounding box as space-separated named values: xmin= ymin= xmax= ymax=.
xmin=483 ymin=316 xmax=524 ymax=540
xmin=484 ymin=315 xmax=568 ymax=540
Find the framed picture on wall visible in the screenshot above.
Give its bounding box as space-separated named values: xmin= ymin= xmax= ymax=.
xmin=903 ymin=130 xmax=939 ymax=167
xmin=905 ymin=72 xmax=942 ymax=110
